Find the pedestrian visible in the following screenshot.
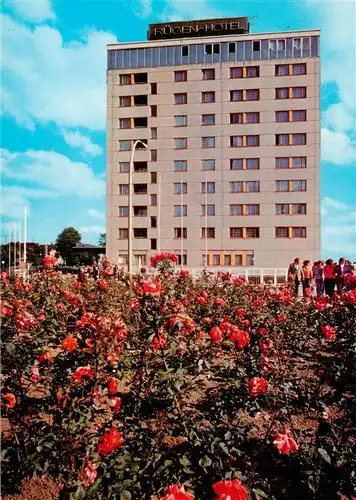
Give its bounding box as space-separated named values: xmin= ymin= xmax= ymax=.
xmin=324 ymin=259 xmax=336 ymax=298
xmin=313 ymin=260 xmax=324 ymax=296
xmin=301 ymin=260 xmax=313 ymax=296
xmin=334 ymin=257 xmax=346 ymax=294
xmin=287 ymin=257 xmax=302 ymax=296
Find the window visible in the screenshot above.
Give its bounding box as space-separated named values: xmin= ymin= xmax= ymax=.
xmin=151 ymin=83 xmax=157 ymax=94
xmin=213 ymin=44 xmax=220 ymax=54
xmin=276 ymin=181 xmax=289 ymax=192
xmin=119 ymin=184 xmax=129 ymax=195
xmin=202 ymin=91 xmax=215 ymax=103
xmin=224 ymin=254 xmax=232 ymax=266
xmin=202 ymin=137 xmax=215 ymax=148
xmin=151 ymin=150 xmax=157 ymax=162
xmin=151 ymin=127 xmax=157 ymax=139
xmin=202 ymin=69 xmax=215 ymax=80
xmin=205 ymin=44 xmax=212 ymax=54
xmin=292 ymin=180 xmax=307 ymax=191
xmin=134 ymin=95 xmax=148 ymax=106
xmin=201 ymin=204 xmax=215 ymax=216
xmin=246 ymin=135 xmax=259 ymax=147
xmin=278 ymin=39 xmax=286 ymax=50
xmin=246 ymin=204 xmax=260 ymax=215
xmin=120 ymin=96 xmax=131 ymax=107
xmin=174 ymin=205 xmax=187 ymax=217
xmin=119 ymin=162 xmax=129 ymax=173
xmin=246 ymin=112 xmax=260 ymax=124
xmin=134 ymin=206 xmax=148 ymax=217
xmin=119 ymin=206 xmax=129 ymax=217
xmin=276 ymin=88 xmax=289 ymax=99
xmin=174 ymin=227 xmax=187 ymax=239
xmin=119 ymin=229 xmax=128 ymax=239
xmin=175 ymin=93 xmax=187 ymax=105
xmin=134 ymin=161 xmax=147 ymax=172
xmin=292 ymin=110 xmax=307 ymax=121
xmin=151 ymin=194 xmax=157 ymax=206
xmin=151 ymin=105 xmax=157 ymax=117
xmin=275 ymin=227 xmax=289 ymax=238
xmin=292 ymin=87 xmax=306 ymax=98
xmin=276 ymin=204 xmax=289 ymax=215
xmin=120 ymin=74 xmax=131 ymax=85
xmin=134 ymin=254 xmax=147 ymax=267
xmin=229 ymin=42 xmax=236 ymax=53
xmin=246 ymin=253 xmax=254 ymax=266
xmin=246 ymin=89 xmax=259 ymax=101
xmin=275 ymin=157 xmax=289 ymax=169
xmin=246 ymin=158 xmax=259 ymax=170
xmin=182 ymin=46 xmax=189 ymax=57
xmin=134 ymin=117 xmax=148 ymax=128
xmin=230 ymin=67 xmax=243 ymax=79
xmin=231 ymin=90 xmax=243 ymax=102
xmin=134 ymin=228 xmax=147 ymax=239
xmin=276 ymin=134 xmax=289 ymax=146
xmin=174 ymin=160 xmax=187 ymax=172
xmin=175 ymin=115 xmax=187 ymax=127
xmin=292 ymin=157 xmax=306 ymax=168
xmin=292 ymin=227 xmax=306 ymax=238
xmin=231 ymin=113 xmax=243 ymax=124
xmin=202 ymin=159 xmax=215 ymax=171
xmin=118 ymin=254 xmax=128 ymax=265
xmin=292 ymin=133 xmax=306 ymax=145
xmin=175 ymin=138 xmax=187 ymax=149
xmin=292 ymin=63 xmax=306 ymax=75
xmin=119 ymin=140 xmax=131 ymax=151
xmin=276 ymin=111 xmax=289 ymax=122
xmin=133 ymin=73 xmax=148 ymax=84
xmin=231 ymin=159 xmax=243 ymax=170
xmin=151 ymin=216 xmax=157 ymax=228
xmin=201 ymin=227 xmax=215 ymax=238
xmin=201 ymin=182 xmax=215 ymax=193
xmin=246 ymin=66 xmax=259 ymax=78
xmin=175 ymin=70 xmax=187 ymax=82
xmin=230 ymin=182 xmax=243 ymax=193
xmin=151 ymin=172 xmax=157 ymax=184
xmin=291 ymin=203 xmax=307 ymax=215
xmin=293 ymin=38 xmax=302 ymax=50
xmin=174 ymin=182 xmax=187 ymax=194
xmin=133 ymin=183 xmax=147 ymax=194
xmin=275 ymin=64 xmax=289 ymax=76
xmin=231 ymin=112 xmax=260 ymax=125
xmin=202 ymin=114 xmax=215 ymax=126
xmin=177 ymin=254 xmax=187 ymax=265
xmin=213 ymin=254 xmax=221 ymax=266
xmin=120 ymin=118 xmax=131 ymax=129
xmin=231 ymin=135 xmax=259 ymax=147
xmin=253 ymin=41 xmax=260 ymax=52
xmin=246 ymin=228 xmax=260 ymax=238
xmin=276 ymin=63 xmax=306 ymax=76
xmin=230 ymin=204 xmax=243 ymax=215
xmin=246 ymin=181 xmax=260 ymax=192
xmin=230 ymin=136 xmax=243 ymax=147
xmin=235 ymin=254 xmax=243 ymax=265
xmin=230 ymin=227 xmax=243 ymax=238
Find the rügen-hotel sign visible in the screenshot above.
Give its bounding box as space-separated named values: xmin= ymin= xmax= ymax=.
xmin=148 ymin=17 xmax=250 ymax=41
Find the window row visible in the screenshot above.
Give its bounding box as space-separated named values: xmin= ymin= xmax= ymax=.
xmin=203 ymin=252 xmax=255 ymax=267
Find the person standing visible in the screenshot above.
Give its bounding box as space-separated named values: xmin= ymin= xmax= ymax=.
xmin=301 ymin=260 xmax=313 ymax=296
xmin=313 ymin=261 xmax=324 ymax=296
xmin=335 ymin=257 xmax=345 ymax=294
xmin=288 ymin=257 xmax=301 ymax=296
xmin=324 ymin=259 xmax=336 ymax=298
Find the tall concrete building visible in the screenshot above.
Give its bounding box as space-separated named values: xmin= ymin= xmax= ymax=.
xmin=106 ymin=18 xmax=320 ymax=269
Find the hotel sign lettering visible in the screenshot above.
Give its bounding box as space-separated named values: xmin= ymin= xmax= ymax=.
xmin=148 ymin=17 xmax=249 ymax=40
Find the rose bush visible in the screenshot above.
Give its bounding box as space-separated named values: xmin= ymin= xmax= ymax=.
xmin=1 ymin=261 xmax=355 ymax=499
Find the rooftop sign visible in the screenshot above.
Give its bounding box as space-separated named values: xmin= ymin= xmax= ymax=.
xmin=148 ymin=17 xmax=249 ymax=41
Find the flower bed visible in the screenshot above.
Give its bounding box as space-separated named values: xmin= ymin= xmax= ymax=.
xmin=1 ymin=261 xmax=356 ymax=499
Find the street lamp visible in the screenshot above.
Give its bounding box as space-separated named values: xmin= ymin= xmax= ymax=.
xmin=128 ymin=140 xmax=148 ymax=274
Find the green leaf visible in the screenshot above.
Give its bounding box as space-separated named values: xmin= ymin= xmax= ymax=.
xmin=318 ymin=448 xmax=331 ymax=464
xmin=120 ymin=491 xmax=132 ymax=500
xmin=179 ymin=455 xmax=191 ymax=467
xmin=199 ymin=455 xmax=212 ymax=468
xmin=253 ymin=488 xmax=269 ymax=498
xmin=74 ymin=485 xmax=86 ymax=500
xmin=4 ymin=343 xmax=16 ymax=355
xmin=224 ymin=431 xmax=232 ymax=441
xmin=219 ymin=442 xmax=229 ymax=455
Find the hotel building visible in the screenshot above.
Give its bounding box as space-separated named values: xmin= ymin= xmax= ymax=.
xmin=106 ymin=18 xmax=320 ymax=269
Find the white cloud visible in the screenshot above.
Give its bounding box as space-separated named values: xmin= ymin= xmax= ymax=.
xmin=321 ymin=128 xmax=356 ymax=165
xmin=160 ymin=0 xmax=220 ymax=21
xmin=88 ymin=208 xmax=105 ymax=219
xmin=1 ymin=148 xmax=105 ymax=199
xmin=321 ymin=197 xmax=356 ymax=260
xmin=321 ymin=197 xmax=350 ymax=213
xmin=62 ymin=130 xmax=103 ymax=157
xmin=6 ymin=0 xmax=55 ymax=23
xmin=1 ymin=13 xmax=117 ymax=130
xmin=81 ymin=225 xmax=106 ymax=234
xmin=322 ymin=103 xmax=354 ymax=133
xmin=134 ymin=0 xmax=152 ymax=17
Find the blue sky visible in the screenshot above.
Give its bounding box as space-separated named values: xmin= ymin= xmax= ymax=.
xmin=1 ymin=0 xmax=355 ymax=259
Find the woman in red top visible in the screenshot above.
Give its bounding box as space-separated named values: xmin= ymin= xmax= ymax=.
xmin=324 ymin=259 xmax=336 ymax=298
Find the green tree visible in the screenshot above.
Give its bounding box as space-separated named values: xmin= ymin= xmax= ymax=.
xmin=55 ymin=227 xmax=81 ymax=265
xmin=98 ymin=233 xmax=106 ymax=246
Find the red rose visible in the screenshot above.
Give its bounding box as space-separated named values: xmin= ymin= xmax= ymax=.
xmin=129 ymin=297 xmax=140 ymax=309
xmin=143 ymin=280 xmax=162 ymax=295
xmin=258 ymin=328 xmax=266 ymax=336
xmin=273 ymin=427 xmax=298 ymax=454
xmin=161 ymin=484 xmax=195 ymax=500
xmin=209 ymin=326 xmax=223 ymax=343
xmin=248 ymin=377 xmax=267 ymax=396
xmin=229 ymin=328 xmax=250 ymax=349
xmin=62 ymin=335 xmax=78 ymax=352
xmin=235 ymin=308 xmax=247 ymax=317
xmin=321 ymin=325 xmax=336 ymax=341
xmin=42 ymin=255 xmax=57 ymax=268
xmin=30 ymin=366 xmax=40 ymax=383
xmin=97 ymin=427 xmax=124 ymax=455
xmin=2 ymin=392 xmax=16 ymax=409
xmin=107 ymin=377 xmax=119 ymax=394
xmin=109 ymin=396 xmax=122 ymax=413
xmin=72 ymin=366 xmax=94 ymax=383
xmin=79 ymin=459 xmax=97 ymax=488
xmin=153 ymin=335 xmax=167 ymax=350
xmin=97 ymin=279 xmax=108 ymax=290
xmin=215 ymin=298 xmax=225 ymax=306
xmin=213 ymin=479 xmax=248 ymax=500
xmin=196 ymin=296 xmax=207 ymax=305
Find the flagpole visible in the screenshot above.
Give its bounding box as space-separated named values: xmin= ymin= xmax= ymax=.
xmin=24 ymin=205 xmax=27 ymax=268
xmin=205 ymin=170 xmax=208 ymax=268
xmin=180 ymin=170 xmax=184 ymax=268
xmin=157 ymin=173 xmax=161 ymax=253
xmin=8 ymin=227 xmax=11 ymax=274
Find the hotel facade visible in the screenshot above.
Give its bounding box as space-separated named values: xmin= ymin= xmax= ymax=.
xmin=106 ymin=18 xmax=320 ymax=269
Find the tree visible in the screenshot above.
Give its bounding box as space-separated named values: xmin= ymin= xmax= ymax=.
xmin=55 ymin=227 xmax=81 ymax=265
xmin=98 ymin=233 xmax=106 ymax=247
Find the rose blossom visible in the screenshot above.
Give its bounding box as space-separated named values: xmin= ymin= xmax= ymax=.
xmin=30 ymin=366 xmax=40 ymax=383
xmin=2 ymin=392 xmax=16 ymax=409
xmin=62 ymin=335 xmax=78 ymax=352
xmin=209 ymin=326 xmax=223 ymax=343
xmin=248 ymin=377 xmax=267 ymax=396
xmin=143 ymin=280 xmax=162 ymax=295
xmin=321 ymin=325 xmax=336 ymax=341
xmin=129 ymin=297 xmax=140 ymax=310
xmin=213 ymin=479 xmax=248 ymax=500
xmin=161 ymin=484 xmax=195 ymax=500
xmin=107 ymin=377 xmax=119 ymax=394
xmin=72 ymin=366 xmax=94 ymax=383
xmin=97 ymin=427 xmax=124 ymax=455
xmin=79 ymin=460 xmax=97 ymax=488
xmin=153 ymin=335 xmax=167 ymax=350
xmin=273 ymin=427 xmax=298 ymax=454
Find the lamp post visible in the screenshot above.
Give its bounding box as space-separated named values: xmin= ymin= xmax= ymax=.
xmin=128 ymin=140 xmax=148 ymax=274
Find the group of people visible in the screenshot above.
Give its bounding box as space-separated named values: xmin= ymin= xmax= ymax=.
xmin=287 ymin=257 xmax=354 ymax=298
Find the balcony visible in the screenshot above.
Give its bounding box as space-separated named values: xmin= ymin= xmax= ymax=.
xmin=134 ymin=206 xmax=148 ymax=217
xmin=133 ymin=183 xmax=148 ymax=195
